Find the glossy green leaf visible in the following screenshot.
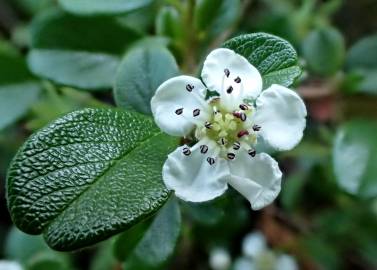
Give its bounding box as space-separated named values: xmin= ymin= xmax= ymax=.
xmin=28 ymin=50 xmax=120 ymax=90
xmin=302 ymin=27 xmax=345 ymax=76
xmin=7 ymin=108 xmax=177 ymax=251
xmin=223 ymin=33 xmax=301 ymax=88
xmin=0 ymin=44 xmax=41 ymax=130
xmin=28 ymin=9 xmax=140 ymax=90
xmin=114 ymin=47 xmax=179 ymax=115
xmin=333 ymin=120 xmax=377 ymax=198
xmin=124 ymin=197 xmax=181 ymax=269
xmin=195 ymin=0 xmax=240 ymax=39
xmin=58 ymin=0 xmax=153 ymax=16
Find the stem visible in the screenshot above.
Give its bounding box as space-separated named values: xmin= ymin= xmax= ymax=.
xmin=182 ymin=0 xmax=198 ymax=74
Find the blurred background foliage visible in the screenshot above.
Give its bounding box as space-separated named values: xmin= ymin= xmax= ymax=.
xmin=0 ymin=0 xmax=376 ymax=269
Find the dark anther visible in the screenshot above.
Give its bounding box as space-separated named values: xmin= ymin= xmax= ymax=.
xmin=226 ymin=86 xmax=233 ymax=94
xmin=248 ymin=149 xmax=256 ymax=157
xmin=224 ymin=68 xmax=230 ymax=77
xmin=240 ymin=112 xmax=247 ymax=121
xmin=175 ymin=108 xmax=183 ymax=115
xmin=233 ymin=142 xmax=240 ymax=150
xmin=239 ymin=104 xmax=248 ymax=110
xmin=200 ymin=145 xmax=209 ymax=154
xmin=219 ymin=138 xmax=227 ymax=145
xmin=227 ymin=153 xmax=236 ymax=160
xmin=237 ymin=130 xmax=249 ymax=138
xmin=252 ymin=124 xmax=261 ymax=131
xmin=186 ymin=84 xmax=194 ymax=92
xmin=183 ymin=147 xmax=191 ymax=156
xmin=193 ymin=109 xmax=200 ymax=117
xmin=205 ymin=122 xmax=212 ymax=129
xmin=207 ymin=157 xmax=215 ymax=165
xmin=234 ymin=76 xmax=241 ymax=83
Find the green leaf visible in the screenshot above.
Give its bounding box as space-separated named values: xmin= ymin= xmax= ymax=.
xmin=26 ymin=252 xmax=71 ymax=270
xmin=333 ymin=120 xmax=377 ymax=198
xmin=156 ymin=6 xmax=183 ymax=41
xmin=7 ymin=108 xmax=178 ymax=251
xmin=114 ymin=47 xmax=179 ymax=115
xmin=302 ymin=27 xmax=345 ymax=76
xmin=223 ymin=33 xmax=301 ymax=88
xmin=346 ymin=33 xmax=377 ymax=70
xmin=124 ymin=197 xmax=181 ymax=269
xmin=346 ymin=33 xmax=377 ymax=94
xmin=0 ymin=43 xmax=41 ymax=130
xmin=195 ymin=0 xmax=241 ymax=39
xmin=28 ymin=50 xmax=120 ymax=90
xmin=28 ymin=9 xmax=140 ymax=90
xmin=58 ymin=0 xmax=153 ymax=16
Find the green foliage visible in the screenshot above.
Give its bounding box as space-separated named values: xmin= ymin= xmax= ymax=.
xmin=0 ymin=43 xmax=41 ymax=130
xmin=195 ymin=0 xmax=241 ymax=40
xmin=114 ymin=46 xmax=179 ymax=115
xmin=119 ymin=197 xmax=181 ymax=269
xmin=223 ymin=33 xmax=301 ymax=88
xmin=156 ymin=6 xmax=183 ymax=41
xmin=58 ymin=0 xmax=153 ymax=16
xmin=7 ymin=108 xmax=177 ymax=251
xmin=333 ymin=120 xmax=377 ymax=198
xmin=28 ymin=9 xmax=140 ymax=90
xmin=346 ymin=33 xmax=377 ymax=94
xmin=302 ymin=27 xmax=345 ymax=76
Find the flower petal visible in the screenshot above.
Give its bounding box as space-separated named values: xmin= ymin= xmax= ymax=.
xmin=201 ymin=48 xmax=262 ymax=110
xmin=228 ymin=152 xmax=282 ymax=210
xmin=162 ymin=142 xmax=229 ymax=202
xmin=254 ymin=84 xmax=307 ymax=151
xmin=151 ymin=75 xmax=210 ymax=136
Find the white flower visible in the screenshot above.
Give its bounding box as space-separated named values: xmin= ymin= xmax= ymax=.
xmin=151 ymin=48 xmax=307 ymax=210
xmin=242 ymin=231 xmax=267 ymax=258
xmin=209 ymin=248 xmax=231 ymax=270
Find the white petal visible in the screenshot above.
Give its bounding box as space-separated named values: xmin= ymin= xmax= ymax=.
xmin=201 ymin=48 xmax=262 ymax=111
xmin=242 ymin=231 xmax=267 ymax=258
xmin=275 ymin=255 xmax=298 ymax=270
xmin=254 ymin=84 xmax=307 ymax=151
xmin=233 ymin=257 xmax=257 ymax=270
xmin=151 ymin=75 xmax=210 ymax=137
xmin=209 ymin=248 xmax=231 ymax=270
xmin=162 ymin=142 xmax=229 ymax=202
xmin=228 ymin=152 xmax=282 ymax=210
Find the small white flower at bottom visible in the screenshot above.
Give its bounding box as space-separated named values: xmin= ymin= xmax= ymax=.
xmin=151 ymin=48 xmax=307 ymax=210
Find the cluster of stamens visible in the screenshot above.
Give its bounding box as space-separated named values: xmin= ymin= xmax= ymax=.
xmin=175 ymin=68 xmax=262 ymax=165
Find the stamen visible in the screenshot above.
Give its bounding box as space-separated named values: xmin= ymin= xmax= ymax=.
xmin=207 ymin=157 xmax=215 ymax=165
xmin=200 ymin=145 xmax=208 ymax=154
xmin=227 ymin=153 xmax=235 ymax=160
xmin=237 ymin=130 xmax=249 ymax=138
xmin=248 ymin=148 xmax=256 ymax=157
xmin=175 ymin=108 xmax=183 ymax=115
xmin=239 ymin=104 xmax=248 ymax=110
xmin=205 ymin=121 xmax=212 ymax=129
xmin=226 ymin=86 xmax=233 ymax=94
xmin=252 ymin=124 xmax=261 ymax=131
xmin=186 ymin=84 xmax=194 ymax=92
xmin=193 ymin=109 xmax=200 ymax=117
xmin=234 ymin=76 xmax=241 ymax=83
xmin=233 ymin=142 xmax=241 ymax=150
xmin=239 ymin=112 xmax=247 ymax=121
xmin=218 ymin=137 xmax=227 ymax=146
xmin=183 ymin=147 xmax=191 ymax=156
xmin=224 ymin=68 xmax=230 ymax=77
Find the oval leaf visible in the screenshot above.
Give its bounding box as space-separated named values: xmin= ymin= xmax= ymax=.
xmin=28 ymin=50 xmax=120 ymax=90
xmin=114 ymin=46 xmax=179 ymax=115
xmin=58 ymin=0 xmax=153 ymax=16
xmin=302 ymin=27 xmax=345 ymax=76
xmin=223 ymin=33 xmax=301 ymax=88
xmin=7 ymin=108 xmax=177 ymax=251
xmin=333 ymin=120 xmax=377 ymax=198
